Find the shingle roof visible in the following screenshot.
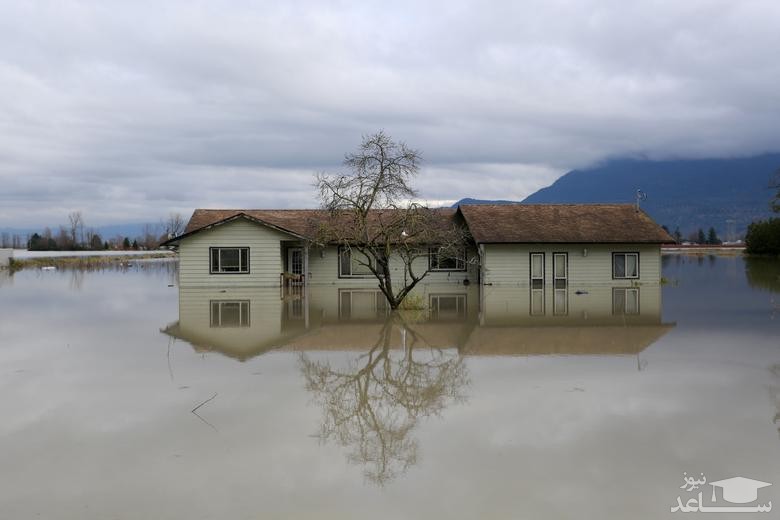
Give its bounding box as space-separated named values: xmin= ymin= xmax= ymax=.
xmin=458 ymin=204 xmax=673 ymax=243
xmin=167 ymin=207 xmax=461 ymax=245
xmin=181 ymin=209 xmax=325 ymax=238
xmin=165 ymin=203 xmax=672 ymax=246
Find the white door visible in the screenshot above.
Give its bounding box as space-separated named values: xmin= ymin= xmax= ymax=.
xmin=287 ymin=248 xmax=303 ymax=276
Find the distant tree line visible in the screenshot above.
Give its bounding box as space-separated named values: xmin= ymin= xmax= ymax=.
xmin=661 ymin=225 xmax=722 ymax=245
xmin=744 ymin=169 xmax=780 ymax=255
xmin=2 ymin=212 xmax=186 ymax=252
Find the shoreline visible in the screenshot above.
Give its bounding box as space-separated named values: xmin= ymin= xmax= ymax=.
xmin=661 ymin=245 xmax=745 ymax=255
xmin=9 ymin=251 xmax=176 ymax=271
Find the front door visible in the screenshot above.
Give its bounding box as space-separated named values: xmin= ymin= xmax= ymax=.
xmin=287 ymin=248 xmax=303 ymax=276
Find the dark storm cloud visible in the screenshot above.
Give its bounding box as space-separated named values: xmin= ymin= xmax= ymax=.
xmin=1 ymin=0 xmax=779 ymax=227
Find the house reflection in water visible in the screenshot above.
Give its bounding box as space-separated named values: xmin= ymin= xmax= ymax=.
xmin=162 ymin=282 xmax=673 ymax=361
xmin=161 ymin=283 xmax=673 ymax=484
xmin=469 ymin=285 xmax=672 ymax=356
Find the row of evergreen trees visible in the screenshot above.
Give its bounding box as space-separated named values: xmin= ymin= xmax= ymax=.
xmin=661 ymin=226 xmax=722 ymax=245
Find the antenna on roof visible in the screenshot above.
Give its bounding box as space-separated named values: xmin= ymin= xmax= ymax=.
xmin=635 ymin=189 xmax=647 ymax=212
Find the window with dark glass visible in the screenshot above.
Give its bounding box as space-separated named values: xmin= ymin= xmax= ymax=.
xmin=530 ymin=252 xmax=545 ymax=289
xmin=613 ymin=252 xmax=639 ymax=279
xmin=429 ymin=247 xmax=466 ymax=271
xmin=210 ymin=247 xmax=249 ymax=274
xmin=338 ymin=247 xmax=373 ymax=277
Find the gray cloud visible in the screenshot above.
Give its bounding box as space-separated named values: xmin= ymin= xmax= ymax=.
xmin=1 ymin=0 xmax=779 ymax=227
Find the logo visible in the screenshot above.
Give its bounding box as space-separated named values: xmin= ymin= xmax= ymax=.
xmin=671 ymin=473 xmax=772 ymax=513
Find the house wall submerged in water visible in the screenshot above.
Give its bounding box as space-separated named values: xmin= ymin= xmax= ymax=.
xmin=164 ymin=204 xmax=672 ymax=289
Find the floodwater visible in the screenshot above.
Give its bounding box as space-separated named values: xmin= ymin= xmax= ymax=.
xmin=0 ymin=256 xmax=778 ymax=519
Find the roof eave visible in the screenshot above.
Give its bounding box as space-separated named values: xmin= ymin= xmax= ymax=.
xmin=161 ymin=212 xmax=312 ymax=246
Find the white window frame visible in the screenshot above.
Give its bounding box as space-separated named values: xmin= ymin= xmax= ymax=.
xmin=338 ymin=246 xmax=374 ymax=278
xmin=338 ymin=289 xmax=388 ymax=319
xmin=429 ymin=247 xmax=467 ymax=272
xmin=530 ymin=252 xmax=545 ymax=286
xmin=429 ymin=294 xmax=467 ymax=320
xmin=612 ymin=252 xmax=639 ymax=279
xmin=553 ymin=287 xmax=568 ymax=316
xmin=553 ymin=252 xmax=568 ymax=281
xmin=210 ymin=247 xmax=249 ymax=274
xmin=210 ymin=300 xmax=250 ymax=327
xmin=612 ymin=288 xmax=640 ymax=315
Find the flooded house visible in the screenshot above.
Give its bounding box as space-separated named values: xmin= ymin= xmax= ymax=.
xmin=160 ymin=204 xmax=673 ymax=361
xmin=160 ymin=203 xmax=672 ymax=289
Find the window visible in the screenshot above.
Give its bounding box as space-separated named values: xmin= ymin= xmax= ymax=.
xmin=553 ymin=253 xmax=567 ymax=280
xmin=429 ymin=294 xmax=467 ymax=320
xmin=530 ymin=252 xmax=545 ymax=289
xmin=339 ymin=289 xmax=388 ymax=319
xmin=338 ymin=247 xmax=373 ymax=277
xmin=210 ymin=300 xmax=250 ymax=327
xmin=613 ymin=252 xmax=639 ymax=279
xmin=613 ymin=288 xmax=640 ymax=315
xmin=429 ymin=247 xmax=466 ymax=271
xmin=553 ymin=288 xmax=568 ymax=316
xmin=210 ymin=247 xmax=249 ymax=274
xmin=530 ymin=287 xmax=545 ymax=316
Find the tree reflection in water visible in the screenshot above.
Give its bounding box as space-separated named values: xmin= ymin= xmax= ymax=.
xmin=299 ymin=314 xmax=469 ymax=485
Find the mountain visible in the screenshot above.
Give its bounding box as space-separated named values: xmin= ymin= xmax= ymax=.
xmin=452 ymin=198 xmax=521 ymax=206
xmin=522 ymin=154 xmax=779 ymax=238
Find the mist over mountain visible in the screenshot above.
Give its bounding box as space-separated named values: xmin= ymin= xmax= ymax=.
xmin=518 ymin=154 xmax=779 ymax=238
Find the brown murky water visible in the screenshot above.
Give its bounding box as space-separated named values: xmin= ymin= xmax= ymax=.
xmin=0 ymin=256 xmax=778 ymax=519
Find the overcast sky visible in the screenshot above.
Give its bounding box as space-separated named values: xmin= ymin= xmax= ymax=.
xmin=1 ymin=0 xmax=780 ymax=227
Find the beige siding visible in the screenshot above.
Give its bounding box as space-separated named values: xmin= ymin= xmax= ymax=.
xmin=482 ymin=243 xmax=661 ymax=287
xmin=480 ymin=285 xmax=662 ymax=326
xmin=174 ymin=287 xmax=308 ymax=359
xmin=178 ymin=219 xmax=292 ymax=287
xmin=177 ymin=218 xmax=479 ymax=288
xmin=306 ymin=283 xmax=479 ymax=321
xmin=306 ymin=245 xmax=479 ymax=287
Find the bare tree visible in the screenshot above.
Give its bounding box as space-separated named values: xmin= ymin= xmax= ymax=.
xmin=141 ymin=223 xmax=162 ymax=249
xmin=315 ymin=131 xmax=470 ymax=309
xmin=56 ymin=226 xmax=72 ymax=250
xmin=1 ymin=232 xmax=9 ymax=248
xmin=68 ymin=211 xmax=83 ymax=248
xmin=162 ymin=212 xmax=186 ymax=239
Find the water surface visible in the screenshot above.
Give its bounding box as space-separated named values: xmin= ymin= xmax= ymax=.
xmin=0 ymin=257 xmax=778 ymax=519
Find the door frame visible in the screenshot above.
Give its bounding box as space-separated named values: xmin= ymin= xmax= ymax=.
xmin=287 ymin=247 xmax=304 ymax=275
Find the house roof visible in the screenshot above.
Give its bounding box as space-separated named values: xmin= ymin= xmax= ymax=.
xmin=458 ymin=203 xmax=674 ymax=244
xmin=182 ymin=209 xmax=324 ymax=238
xmin=163 ymin=203 xmax=673 ymax=247
xmin=164 ymin=207 xmax=461 ymax=246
